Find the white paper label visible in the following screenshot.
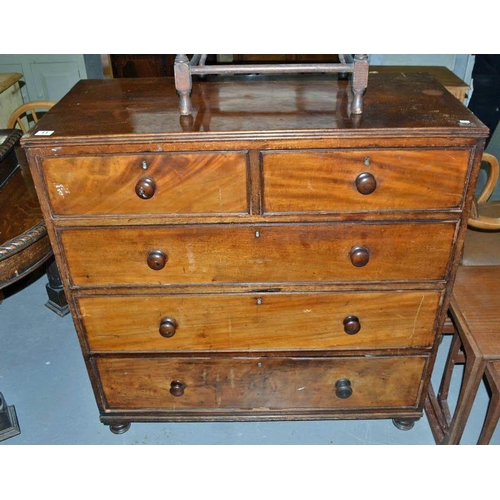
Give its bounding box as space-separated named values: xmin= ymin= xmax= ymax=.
xmin=35 ymin=130 xmax=55 ymax=136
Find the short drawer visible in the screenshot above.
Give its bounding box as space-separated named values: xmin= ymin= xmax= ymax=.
xmin=61 ymin=222 xmax=456 ymax=287
xmin=41 ymin=152 xmax=249 ymax=216
xmin=262 ymin=149 xmax=470 ymax=213
xmin=80 ymin=291 xmax=441 ymax=352
xmin=97 ymin=355 xmax=427 ymax=410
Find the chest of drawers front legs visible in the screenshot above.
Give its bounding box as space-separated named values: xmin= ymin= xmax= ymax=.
xmin=21 ymin=74 xmax=487 ymax=438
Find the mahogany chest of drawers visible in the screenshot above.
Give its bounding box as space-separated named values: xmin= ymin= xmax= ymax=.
xmin=21 ymin=72 xmax=487 ymax=435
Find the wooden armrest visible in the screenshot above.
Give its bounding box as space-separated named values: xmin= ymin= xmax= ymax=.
xmin=477 ymin=152 xmax=499 ymax=203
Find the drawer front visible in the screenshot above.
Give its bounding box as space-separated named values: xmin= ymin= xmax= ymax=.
xmin=41 ymin=152 xmax=248 ymax=216
xmin=97 ymin=356 xmax=427 ymax=410
xmin=262 ymin=149 xmax=470 ymax=213
xmin=61 ymin=222 xmax=455 ymax=287
xmin=80 ymin=291 xmax=440 ymax=352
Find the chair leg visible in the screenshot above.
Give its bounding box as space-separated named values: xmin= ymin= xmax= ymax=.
xmin=437 ymin=333 xmax=463 ymax=422
xmin=442 ymin=354 xmax=486 ymax=445
xmin=477 ymin=364 xmax=500 ymax=445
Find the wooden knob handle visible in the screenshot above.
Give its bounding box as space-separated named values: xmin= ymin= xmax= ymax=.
xmin=350 ymin=246 xmax=370 ymax=267
xmin=159 ymin=318 xmax=178 ymax=338
xmin=170 ymin=380 xmax=185 ymax=397
xmin=135 ymin=177 xmax=156 ymax=199
xmin=355 ymin=172 xmax=377 ymax=195
xmin=335 ymin=379 xmax=353 ymax=399
xmin=147 ymin=250 xmax=168 ymax=270
xmin=343 ymin=315 xmax=361 ymax=335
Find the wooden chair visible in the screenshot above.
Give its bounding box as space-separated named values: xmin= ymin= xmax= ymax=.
xmin=468 ymin=152 xmax=500 ymax=231
xmin=461 ymin=153 xmax=500 ymax=266
xmin=425 ymin=152 xmax=500 ymax=444
xmin=7 ymin=100 xmax=56 ymax=133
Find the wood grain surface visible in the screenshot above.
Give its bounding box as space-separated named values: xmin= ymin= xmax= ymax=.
xmin=97 ymin=355 xmax=427 ymax=410
xmin=61 ymin=222 xmax=456 ymax=287
xmin=262 ymin=149 xmax=470 ymax=213
xmin=42 ymin=152 xmax=248 ymax=216
xmin=79 ymin=290 xmax=441 ymax=352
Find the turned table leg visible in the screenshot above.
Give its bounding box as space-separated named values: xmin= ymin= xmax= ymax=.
xmin=45 ymin=258 xmax=69 ymax=316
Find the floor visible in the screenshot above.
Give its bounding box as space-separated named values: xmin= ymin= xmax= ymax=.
xmin=2 ymin=113 xmax=500 ymax=448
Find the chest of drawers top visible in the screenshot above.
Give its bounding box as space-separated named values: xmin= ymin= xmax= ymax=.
xmin=21 ymin=72 xmax=486 ymax=150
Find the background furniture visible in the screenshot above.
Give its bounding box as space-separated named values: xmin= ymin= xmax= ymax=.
xmin=21 ymin=72 xmax=487 ymax=435
xmin=0 ymin=128 xmax=68 ymax=315
xmin=0 ymin=73 xmax=23 ymax=128
xmin=427 ymin=266 xmax=500 ymax=444
xmin=370 ymin=65 xmax=470 ymax=103
xmin=7 ymin=100 xmax=56 ymax=133
xmin=425 ymin=152 xmax=500 ymax=444
xmin=0 ymin=55 xmax=103 ymax=102
xmin=0 ymin=129 xmax=51 ymax=294
xmin=107 ymin=55 xmax=345 ymax=78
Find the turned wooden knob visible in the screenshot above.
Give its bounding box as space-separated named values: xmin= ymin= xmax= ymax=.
xmin=355 ymin=172 xmax=377 ymax=195
xmin=170 ymin=380 xmax=185 ymax=397
xmin=349 ymin=246 xmax=370 ymax=267
xmin=135 ymin=177 xmax=156 ymax=199
xmin=335 ymin=379 xmax=353 ymax=399
xmin=159 ymin=317 xmax=178 ymax=338
xmin=343 ymin=315 xmax=361 ymax=335
xmin=147 ymin=250 xmax=168 ymax=270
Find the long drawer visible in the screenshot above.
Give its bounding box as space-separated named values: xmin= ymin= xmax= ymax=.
xmin=262 ymin=149 xmax=470 ymax=213
xmin=80 ymin=291 xmax=441 ymax=352
xmin=97 ymin=355 xmax=427 ymax=410
xmin=61 ymin=222 xmax=456 ymax=287
xmin=41 ymin=152 xmax=249 ymax=216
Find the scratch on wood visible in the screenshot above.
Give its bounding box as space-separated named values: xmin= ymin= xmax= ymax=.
xmin=412 ymin=295 xmax=425 ymax=339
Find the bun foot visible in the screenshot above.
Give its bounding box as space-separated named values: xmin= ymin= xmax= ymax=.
xmin=392 ymin=418 xmax=417 ymax=431
xmin=109 ymin=422 xmax=131 ymax=434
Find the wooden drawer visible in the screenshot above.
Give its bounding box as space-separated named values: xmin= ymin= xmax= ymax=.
xmin=61 ymin=222 xmax=456 ymax=287
xmin=262 ymin=149 xmax=470 ymax=213
xmin=97 ymin=355 xmax=427 ymax=410
xmin=41 ymin=152 xmax=249 ymax=216
xmin=80 ymin=291 xmax=440 ymax=352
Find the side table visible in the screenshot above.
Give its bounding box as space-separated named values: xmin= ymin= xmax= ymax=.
xmin=425 ymin=266 xmax=500 ymax=444
xmin=0 ymin=129 xmax=69 ymax=313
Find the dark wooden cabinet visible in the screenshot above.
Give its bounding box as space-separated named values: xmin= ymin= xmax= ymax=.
xmin=109 ymin=55 xmax=340 ymax=78
xmin=21 ymin=72 xmax=487 ymax=435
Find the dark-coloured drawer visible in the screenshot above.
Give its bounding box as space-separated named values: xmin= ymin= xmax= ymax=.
xmin=97 ymin=355 xmax=427 ymax=410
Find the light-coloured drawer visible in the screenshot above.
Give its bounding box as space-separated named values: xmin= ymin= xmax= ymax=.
xmin=41 ymin=152 xmax=249 ymax=216
xmin=80 ymin=291 xmax=441 ymax=352
xmin=262 ymin=149 xmax=470 ymax=213
xmin=97 ymin=355 xmax=427 ymax=410
xmin=61 ymin=222 xmax=456 ymax=287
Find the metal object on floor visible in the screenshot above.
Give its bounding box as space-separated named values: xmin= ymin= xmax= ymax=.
xmin=0 ymin=392 xmax=20 ymax=442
